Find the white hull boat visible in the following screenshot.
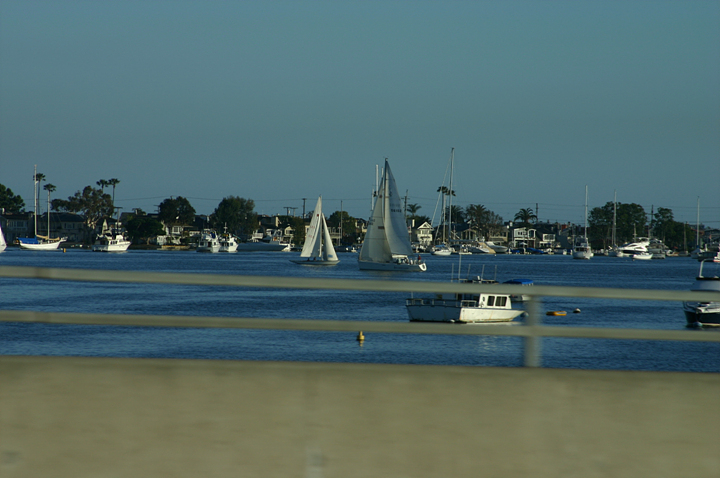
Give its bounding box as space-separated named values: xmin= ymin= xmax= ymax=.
xmin=632 ymin=252 xmax=653 ymax=260
xmin=291 ymin=196 xmax=339 ymax=266
xmin=219 ymin=235 xmax=238 ymax=252
xmin=197 ymin=230 xmax=220 ymax=253
xmin=683 ymin=259 xmax=720 ymax=326
xmin=406 ymin=277 xmax=522 ymax=323
xmin=572 ymin=241 xmax=593 ymax=260
xmin=431 ymin=245 xmax=452 ymax=256
xmin=19 ymin=236 xmax=65 ymax=251
xmin=92 ymin=233 xmax=131 ymax=252
xmin=358 ymin=160 xmax=426 ymax=271
xmin=0 ymin=222 xmax=5 ymax=252
xmin=572 ymin=186 xmax=593 ymax=260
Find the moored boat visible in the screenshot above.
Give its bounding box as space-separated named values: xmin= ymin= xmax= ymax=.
xmin=92 ymin=231 xmax=131 ymax=252
xmin=683 ymin=259 xmax=720 ymax=326
xmin=406 ymin=276 xmax=523 ymax=323
xmin=197 ymin=230 xmax=220 ymax=253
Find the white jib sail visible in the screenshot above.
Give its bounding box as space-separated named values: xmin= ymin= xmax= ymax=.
xmin=320 ymin=215 xmax=338 ymax=262
xmin=300 ymin=196 xmax=323 ymax=258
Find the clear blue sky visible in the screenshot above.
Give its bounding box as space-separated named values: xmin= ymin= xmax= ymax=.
xmin=1 ymin=1 xmax=718 ymax=227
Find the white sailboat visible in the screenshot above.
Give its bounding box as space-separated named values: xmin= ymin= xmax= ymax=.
xmin=572 ymin=185 xmax=594 ymax=260
xmin=358 ymin=160 xmax=426 ymax=271
xmin=19 ymin=166 xmax=65 ymax=251
xmin=291 ymin=196 xmax=339 ymax=265
xmin=0 ymin=221 xmax=7 ymax=252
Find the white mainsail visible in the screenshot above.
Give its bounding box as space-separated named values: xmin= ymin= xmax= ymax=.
xmin=358 ymin=160 xmax=426 ymax=271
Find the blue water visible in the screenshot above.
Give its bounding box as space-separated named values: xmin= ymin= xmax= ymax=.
xmin=1 ymin=248 xmax=718 ymax=372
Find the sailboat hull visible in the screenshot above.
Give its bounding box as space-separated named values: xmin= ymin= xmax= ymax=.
xmin=358 ymin=259 xmax=427 ymax=271
xmin=290 ymin=259 xmax=339 ymax=266
xmin=19 ymin=240 xmax=63 ymax=251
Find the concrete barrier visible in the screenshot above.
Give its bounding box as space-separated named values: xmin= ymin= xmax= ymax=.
xmin=1 ymin=356 xmax=718 ymax=477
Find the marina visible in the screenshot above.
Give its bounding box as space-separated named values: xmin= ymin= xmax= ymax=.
xmin=1 ymin=248 xmax=718 ymax=372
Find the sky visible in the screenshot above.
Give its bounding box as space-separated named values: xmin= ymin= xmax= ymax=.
xmin=1 ymin=1 xmax=718 ymax=228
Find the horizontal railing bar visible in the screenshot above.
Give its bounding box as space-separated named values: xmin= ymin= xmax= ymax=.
xmin=1 ymin=266 xmax=719 ymax=302
xmin=1 ymin=310 xmax=718 ymax=343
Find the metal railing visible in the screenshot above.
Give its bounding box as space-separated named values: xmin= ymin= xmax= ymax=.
xmin=1 ymin=265 xmax=719 ymax=367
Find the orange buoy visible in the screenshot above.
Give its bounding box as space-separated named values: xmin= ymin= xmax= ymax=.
xmin=546 ymin=311 xmax=567 ymax=316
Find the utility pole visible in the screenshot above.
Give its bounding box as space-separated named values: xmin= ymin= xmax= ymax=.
xmin=302 ymin=198 xmax=306 ymax=218
xmin=284 ymin=207 xmax=297 ymax=217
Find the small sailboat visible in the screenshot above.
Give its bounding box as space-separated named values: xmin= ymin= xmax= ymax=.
xmin=291 ymin=196 xmax=339 ymax=265
xmin=358 ymin=160 xmax=426 ymax=271
xmin=18 ymin=166 xmax=66 ymax=251
xmin=572 ymin=185 xmax=594 ymax=260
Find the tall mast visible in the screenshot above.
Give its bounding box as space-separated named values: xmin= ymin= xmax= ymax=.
xmin=612 ymin=190 xmax=617 ymax=247
xmin=33 ymin=165 xmax=38 ymax=237
xmin=696 ymin=197 xmax=700 ymax=249
xmin=584 ymin=185 xmax=588 ymax=237
xmin=449 ymin=147 xmax=454 ymax=242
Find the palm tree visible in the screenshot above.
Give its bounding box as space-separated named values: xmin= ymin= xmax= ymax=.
xmin=43 ymin=183 xmax=56 ymax=237
xmin=514 ymin=208 xmax=537 ymax=227
xmin=97 ymin=179 xmax=109 ymax=192
xmin=107 ymin=178 xmax=120 ymax=209
xmin=34 ymin=171 xmax=46 ymax=216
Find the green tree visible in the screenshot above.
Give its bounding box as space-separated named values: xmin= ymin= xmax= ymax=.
xmin=588 ymin=202 xmax=614 ymax=247
xmin=327 ymin=210 xmax=357 ymax=244
xmin=0 ymin=184 xmax=25 ymax=212
xmin=158 ymin=197 xmax=196 ymax=227
xmin=514 ymin=207 xmax=537 ymax=227
xmin=209 ymin=196 xmax=256 ymax=235
xmin=466 ymin=204 xmax=503 ymax=240
xmin=53 ymin=186 xmax=113 ymax=237
xmin=125 ymin=215 xmax=165 ymax=244
xmin=615 ymin=203 xmax=647 ymax=243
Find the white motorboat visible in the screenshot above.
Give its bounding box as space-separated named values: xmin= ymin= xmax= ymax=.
xmin=632 ymin=252 xmax=653 ymax=260
xmin=197 ymin=230 xmax=220 ymax=253
xmin=358 ymin=160 xmax=426 ymax=271
xmin=92 ymin=231 xmax=131 ymax=252
xmin=406 ymin=276 xmax=523 ymax=323
xmin=468 ymin=243 xmax=493 ymax=254
xmin=683 ymin=259 xmax=720 ymax=326
xmin=486 ymin=242 xmax=508 ymax=254
xmin=572 ymin=186 xmax=594 ymax=260
xmin=219 ymin=234 xmax=238 ymax=252
xmin=291 ymin=196 xmax=339 ymax=266
xmin=572 ymin=238 xmax=593 ymax=260
xmin=619 ymin=237 xmax=651 ymax=256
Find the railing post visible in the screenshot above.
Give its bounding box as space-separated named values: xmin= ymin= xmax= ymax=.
xmin=523 ymin=296 xmax=542 ymax=367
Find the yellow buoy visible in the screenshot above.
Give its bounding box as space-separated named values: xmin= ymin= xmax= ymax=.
xmin=546 ymin=311 xmax=567 ymax=316
xmin=356 ymin=331 xmax=364 ymax=342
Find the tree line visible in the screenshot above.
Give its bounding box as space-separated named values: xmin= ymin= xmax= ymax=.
xmin=0 ymin=179 xmax=703 ymax=249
